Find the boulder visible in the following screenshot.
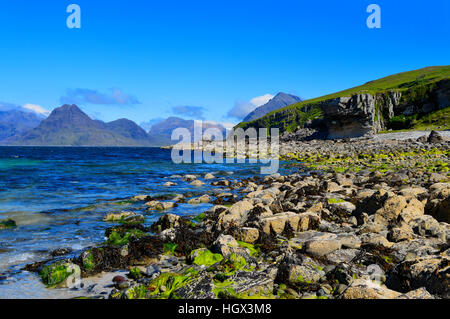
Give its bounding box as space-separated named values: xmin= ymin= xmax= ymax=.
xmin=190 ymin=180 xmax=205 ymax=187
xmin=103 ymin=211 xmax=144 ymax=224
xmin=342 ymin=279 xmax=401 ymax=299
xmin=427 ymin=130 xmax=444 ymax=143
xmin=277 ymin=255 xmax=324 ymax=285
xmin=395 ymin=287 xmax=434 ymax=299
xmin=409 ymin=215 xmax=445 ymax=240
xmin=182 ymin=175 xmax=197 ymax=181
xmin=304 ymin=239 xmax=342 ymax=257
xmin=235 ymin=227 xmax=260 ymax=244
xmin=425 ymin=183 xmax=450 ymax=223
xmin=132 ymin=195 xmax=151 ymax=201
xmin=374 ymin=195 xmax=407 ymax=225
xmin=188 ymin=195 xmax=212 ymax=205
xmin=388 ymin=255 xmax=450 ymax=297
xmin=399 ymin=198 xmax=425 ymax=223
xmin=152 ymin=213 xmax=180 ymax=232
xmin=325 ymin=181 xmax=342 ymax=193
xmin=260 ymin=212 xmax=300 ymax=235
xmin=219 ymin=200 xmax=254 ymax=228
xmin=297 ymin=212 xmax=321 ymax=232
xmin=146 ymin=201 xmax=176 ymax=211
xmin=173 ymin=273 xmax=216 ymax=299
xmin=163 ymin=182 xmax=177 ymax=187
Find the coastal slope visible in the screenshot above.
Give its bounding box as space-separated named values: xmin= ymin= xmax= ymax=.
xmin=236 ymin=66 xmax=450 ymax=138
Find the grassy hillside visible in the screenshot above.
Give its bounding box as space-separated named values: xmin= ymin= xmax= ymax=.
xmin=237 ymin=66 xmax=450 ymax=132
xmin=382 ymin=106 xmax=450 ymax=132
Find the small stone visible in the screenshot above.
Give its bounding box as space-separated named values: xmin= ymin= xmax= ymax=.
xmin=163 ymin=182 xmax=177 ymax=187
xmin=190 ymin=180 xmax=205 ymax=187
xmin=182 ymin=175 xmax=197 ymax=181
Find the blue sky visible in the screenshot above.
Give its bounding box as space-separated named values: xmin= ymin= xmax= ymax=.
xmin=0 ymin=0 xmax=448 ymax=127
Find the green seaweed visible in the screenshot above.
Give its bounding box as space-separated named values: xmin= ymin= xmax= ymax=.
xmin=190 ymin=249 xmax=224 ymax=267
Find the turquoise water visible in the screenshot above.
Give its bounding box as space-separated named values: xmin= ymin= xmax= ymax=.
xmin=0 ymin=147 xmax=289 ymax=298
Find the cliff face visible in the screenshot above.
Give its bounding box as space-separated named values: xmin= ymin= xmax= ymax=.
xmin=322 ymin=79 xmax=449 ymax=138
xmin=237 ymin=76 xmax=450 ymax=139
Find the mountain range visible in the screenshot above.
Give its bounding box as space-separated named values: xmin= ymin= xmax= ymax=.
xmin=0 ymin=105 xmax=228 ymax=147
xmin=0 ymin=109 xmax=43 ymax=141
xmin=2 ymin=105 xmax=154 ymax=146
xmin=147 ymin=117 xmax=227 ymax=146
xmin=242 ymin=92 xmax=302 ymax=122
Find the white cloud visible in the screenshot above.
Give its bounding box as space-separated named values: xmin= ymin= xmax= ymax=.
xmin=204 ymin=120 xmax=236 ymax=130
xmin=23 ymin=103 xmax=50 ymax=116
xmin=249 ymin=94 xmax=274 ymax=107
xmin=227 ymin=93 xmax=274 ymax=120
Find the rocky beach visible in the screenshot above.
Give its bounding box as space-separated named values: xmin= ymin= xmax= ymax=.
xmin=14 ymin=130 xmax=449 ymax=299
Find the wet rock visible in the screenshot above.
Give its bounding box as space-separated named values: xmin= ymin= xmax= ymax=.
xmin=328 ymin=200 xmax=356 ymax=215
xmin=204 ymin=173 xmax=215 ymax=180
xmin=40 ymin=260 xmax=81 ymax=288
xmin=103 ymin=211 xmax=144 ymax=224
xmin=151 ymin=214 xmax=181 ymax=232
xmin=50 ymin=248 xmax=72 ymax=257
xmin=146 ymin=201 xmax=176 ymax=211
xmin=0 ymin=219 xmax=17 ymax=230
xmin=182 ymin=175 xmax=197 ymax=182
xmin=187 ymin=194 xmax=211 ymax=205
xmin=390 ymin=238 xmax=442 ymax=261
xmin=163 ymin=182 xmax=177 ymax=187
xmin=132 ymin=195 xmax=151 ymax=201
xmin=190 ymin=180 xmax=205 ymax=187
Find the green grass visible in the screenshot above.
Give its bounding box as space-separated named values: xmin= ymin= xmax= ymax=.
xmin=237 ymin=66 xmax=450 ymax=132
xmin=379 ymin=107 xmax=450 ymax=132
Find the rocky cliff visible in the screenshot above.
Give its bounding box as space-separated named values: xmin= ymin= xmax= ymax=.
xmin=321 ymin=79 xmax=449 ymax=138
xmin=236 ymin=66 xmax=450 ymax=139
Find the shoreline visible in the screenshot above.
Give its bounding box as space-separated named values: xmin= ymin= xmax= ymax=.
xmin=4 ymin=131 xmax=450 ymax=299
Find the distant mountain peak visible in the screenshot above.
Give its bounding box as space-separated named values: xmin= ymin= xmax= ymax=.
xmin=2 ymin=104 xmax=156 ymax=146
xmin=242 ymin=92 xmax=302 ymax=122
